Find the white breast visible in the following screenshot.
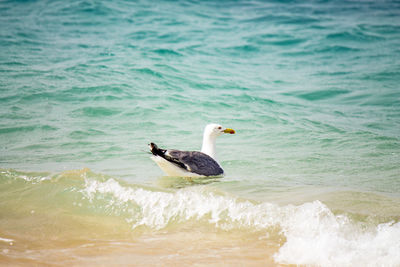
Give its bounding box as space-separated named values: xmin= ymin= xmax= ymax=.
xmin=151 ymin=156 xmax=202 ymax=177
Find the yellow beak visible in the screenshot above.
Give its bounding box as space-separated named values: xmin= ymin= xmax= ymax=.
xmin=223 ymin=128 xmax=235 ymax=134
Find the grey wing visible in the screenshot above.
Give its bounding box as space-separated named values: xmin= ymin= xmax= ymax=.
xmin=167 ymin=150 xmax=224 ymax=176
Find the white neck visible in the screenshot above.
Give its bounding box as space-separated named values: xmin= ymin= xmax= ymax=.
xmin=201 ymin=133 xmax=217 ymax=159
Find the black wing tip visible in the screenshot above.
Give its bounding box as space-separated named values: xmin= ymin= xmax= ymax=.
xmin=148 ymin=142 xmax=167 ymax=157
xmin=148 ymin=142 xmax=158 ymax=156
xmin=148 ymin=142 xmax=156 ymax=149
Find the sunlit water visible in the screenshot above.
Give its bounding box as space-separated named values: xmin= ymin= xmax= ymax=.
xmin=1 ymin=0 xmax=400 ymax=266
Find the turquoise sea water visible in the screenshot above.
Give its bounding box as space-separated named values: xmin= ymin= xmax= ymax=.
xmin=1 ymin=0 xmax=400 ymax=266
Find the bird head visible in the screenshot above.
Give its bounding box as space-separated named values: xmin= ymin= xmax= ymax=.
xmin=204 ymin=123 xmax=235 ymax=138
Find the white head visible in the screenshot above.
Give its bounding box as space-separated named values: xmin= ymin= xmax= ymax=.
xmin=204 ymin=123 xmax=235 ymax=137
xmin=201 ymin=123 xmax=235 ymax=159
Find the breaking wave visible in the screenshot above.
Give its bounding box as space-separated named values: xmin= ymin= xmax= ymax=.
xmin=81 ymin=175 xmax=400 ymax=267
xmin=1 ymin=168 xmax=399 ymax=266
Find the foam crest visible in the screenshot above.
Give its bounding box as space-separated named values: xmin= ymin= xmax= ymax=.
xmin=275 ymin=202 xmax=400 ymax=267
xmin=0 ymin=169 xmax=52 ymax=184
xmin=80 ymin=178 xmax=400 ymax=266
xmin=80 ymin=178 xmax=281 ymax=230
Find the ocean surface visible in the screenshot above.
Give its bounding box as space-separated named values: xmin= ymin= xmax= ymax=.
xmin=1 ymin=0 xmax=400 ymax=266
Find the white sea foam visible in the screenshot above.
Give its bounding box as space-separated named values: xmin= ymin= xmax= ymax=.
xmin=2 ymin=170 xmax=52 ymax=184
xmin=81 ymin=178 xmax=400 ymax=267
xmin=0 ymin=237 xmax=14 ymax=244
xmin=275 ymin=201 xmax=400 ymax=267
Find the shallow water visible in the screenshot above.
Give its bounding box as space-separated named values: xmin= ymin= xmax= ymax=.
xmin=1 ymin=0 xmax=400 ymax=266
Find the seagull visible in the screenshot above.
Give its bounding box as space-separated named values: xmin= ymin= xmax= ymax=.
xmin=149 ymin=123 xmax=235 ymax=177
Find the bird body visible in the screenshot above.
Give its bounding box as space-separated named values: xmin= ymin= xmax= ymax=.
xmin=149 ymin=124 xmax=235 ymax=177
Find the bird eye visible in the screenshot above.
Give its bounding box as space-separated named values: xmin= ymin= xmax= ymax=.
xmin=218 ymin=126 xmax=222 ymax=129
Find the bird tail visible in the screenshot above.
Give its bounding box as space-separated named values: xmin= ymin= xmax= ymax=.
xmin=148 ymin=142 xmax=166 ymax=157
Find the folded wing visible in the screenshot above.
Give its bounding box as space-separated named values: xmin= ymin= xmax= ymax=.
xmin=149 ymin=143 xmax=224 ymax=176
